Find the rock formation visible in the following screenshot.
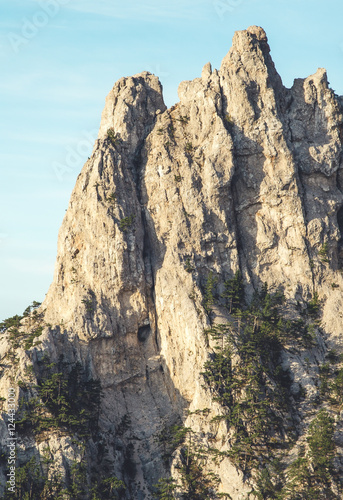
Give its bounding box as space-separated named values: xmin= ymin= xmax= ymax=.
xmin=1 ymin=26 xmax=343 ymax=499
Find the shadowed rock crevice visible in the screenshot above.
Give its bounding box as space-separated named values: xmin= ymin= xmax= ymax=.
xmin=337 ymin=205 xmax=343 ymax=240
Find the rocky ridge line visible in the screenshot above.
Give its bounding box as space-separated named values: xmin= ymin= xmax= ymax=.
xmin=1 ymin=26 xmax=343 ymax=499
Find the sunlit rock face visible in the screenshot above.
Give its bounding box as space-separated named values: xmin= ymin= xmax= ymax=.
xmin=1 ymin=26 xmax=343 ymax=499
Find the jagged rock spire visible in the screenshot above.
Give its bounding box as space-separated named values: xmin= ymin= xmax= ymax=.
xmin=1 ymin=27 xmax=343 ymax=499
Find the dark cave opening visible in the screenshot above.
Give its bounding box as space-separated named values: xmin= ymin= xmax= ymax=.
xmin=138 ymin=324 xmax=151 ymax=342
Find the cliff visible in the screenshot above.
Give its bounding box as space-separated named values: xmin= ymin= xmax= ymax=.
xmin=1 ymin=26 xmax=343 ymax=499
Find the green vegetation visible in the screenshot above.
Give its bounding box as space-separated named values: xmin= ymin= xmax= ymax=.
xmin=222 ymin=270 xmax=245 ymax=314
xmin=116 ymin=413 xmax=131 ymax=436
xmin=0 ymin=314 xmax=23 ymax=333
xmin=317 ymin=355 xmax=343 ymax=409
xmin=0 ymin=303 xmax=131 ymax=500
xmin=81 ymin=298 xmax=94 ymax=315
xmin=202 ymin=272 xmax=218 ymax=315
xmin=224 ymin=114 xmax=234 ymax=127
xmin=327 ymin=348 xmax=340 ymax=364
xmin=319 ymin=363 xmax=330 ymax=398
xmin=177 ymin=115 xmax=189 ymax=125
xmin=318 ymin=242 xmax=329 ymax=263
xmin=282 ymin=410 xmax=336 ymax=498
xmin=0 ymin=301 xmax=41 ymax=333
xmin=2 ymin=455 xmax=65 ymax=500
xmin=168 ymin=123 xmax=176 ymax=139
xmin=176 ymin=437 xmax=220 ymax=499
xmin=174 ymin=174 xmax=182 ymax=182
xmin=2 ymin=278 xmax=341 ymax=498
xmin=106 ymin=128 xmax=119 ymax=146
xmin=2 ymin=454 xmax=126 ymax=500
xmin=68 ymin=460 xmax=87 ymax=499
xmin=18 ymin=359 xmax=102 ymax=438
xmin=119 ymin=214 xmax=136 ymax=232
xmin=106 ymin=192 xmax=117 ymax=204
xmin=307 ymin=292 xmax=320 ymax=317
xmin=331 ymin=368 xmax=343 ymax=408
xmin=153 ymin=477 xmax=177 ymax=500
xmin=156 ymin=423 xmax=189 ymax=465
xmin=308 ymin=409 xmax=335 ymax=483
xmin=185 ymin=142 xmax=193 ymax=152
xmin=250 ymin=459 xmax=284 ymax=499
xmin=8 ymin=325 xmax=43 ymax=351
xmin=184 ymin=258 xmax=195 ymax=273
xmin=23 ymin=301 xmax=42 ymax=318
xmin=95 ymin=476 xmax=126 ymax=499
xmin=0 ymin=302 xmax=45 ymax=357
xmin=200 ymin=276 xmax=341 ymax=497
xmin=202 ymin=287 xmax=292 ymax=474
xmin=155 ymin=427 xmax=228 ymax=500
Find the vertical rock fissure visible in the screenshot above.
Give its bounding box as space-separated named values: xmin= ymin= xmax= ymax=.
xmin=297 ymin=170 xmax=317 ymax=290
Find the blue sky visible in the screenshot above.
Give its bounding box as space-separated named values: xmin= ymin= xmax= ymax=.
xmin=1 ymin=0 xmax=343 ymax=320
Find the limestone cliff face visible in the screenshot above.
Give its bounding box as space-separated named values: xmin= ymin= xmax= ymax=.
xmin=1 ymin=26 xmax=343 ymax=499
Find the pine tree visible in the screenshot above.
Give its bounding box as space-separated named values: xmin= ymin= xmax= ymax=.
xmin=153 ymin=477 xmax=177 ymax=500
xmin=307 ymin=409 xmax=335 ymax=484
xmin=222 ymin=270 xmax=244 ymax=313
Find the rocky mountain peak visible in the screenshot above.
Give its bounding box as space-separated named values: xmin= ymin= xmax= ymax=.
xmin=1 ymin=26 xmax=343 ymax=500
xmin=98 ymin=71 xmax=166 ymax=154
xmin=230 ymin=25 xmax=269 ymax=54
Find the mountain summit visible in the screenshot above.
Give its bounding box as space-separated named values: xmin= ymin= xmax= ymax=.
xmin=1 ymin=26 xmax=343 ymax=499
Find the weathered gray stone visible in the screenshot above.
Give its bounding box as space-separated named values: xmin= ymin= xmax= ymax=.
xmin=1 ymin=25 xmax=343 ymax=499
